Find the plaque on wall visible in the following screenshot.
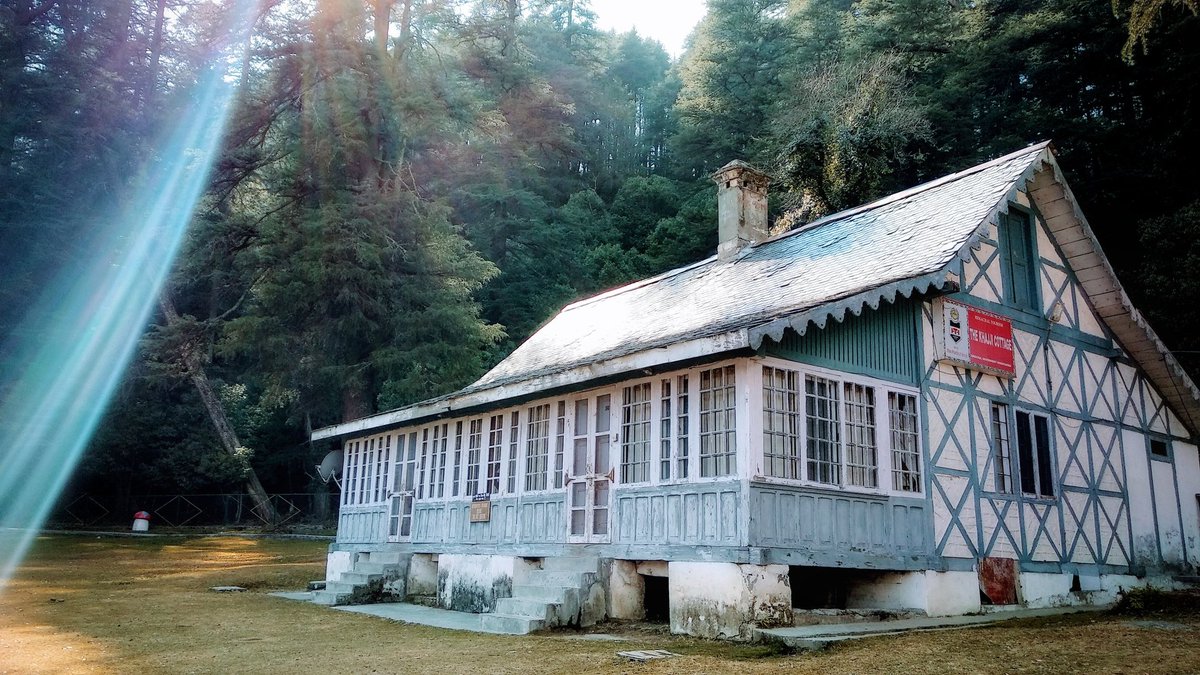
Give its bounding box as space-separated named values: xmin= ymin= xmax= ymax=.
xmin=933 ymin=297 xmax=1016 ymax=378
xmin=469 ymin=494 xmax=492 ymax=523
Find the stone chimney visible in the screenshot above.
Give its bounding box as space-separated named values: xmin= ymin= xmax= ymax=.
xmin=712 ymin=160 xmax=770 ymax=261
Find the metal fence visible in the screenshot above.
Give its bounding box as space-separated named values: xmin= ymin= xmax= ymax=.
xmin=51 ymin=492 xmax=340 ymax=529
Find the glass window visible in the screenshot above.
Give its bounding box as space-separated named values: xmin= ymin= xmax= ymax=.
xmin=763 ymin=367 xmax=801 ymax=479
xmin=699 ymin=365 xmax=737 ymax=477
xmin=621 ymin=383 xmax=652 ymax=483
xmin=844 ymin=383 xmax=877 ymax=488
xmin=466 ymin=419 xmax=483 ymax=496
xmin=890 ymin=393 xmax=921 ymax=492
xmin=677 ymin=375 xmax=690 ymax=479
xmin=805 ymin=375 xmax=841 ymax=485
xmin=486 ymin=415 xmax=503 ymax=494
xmin=1016 ymin=410 xmax=1054 ymax=497
xmin=991 ymin=402 xmax=1014 ymax=494
xmin=525 ymin=404 xmax=551 ymax=492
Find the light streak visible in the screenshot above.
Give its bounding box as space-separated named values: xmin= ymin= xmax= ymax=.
xmin=0 ymin=8 xmax=256 ymax=586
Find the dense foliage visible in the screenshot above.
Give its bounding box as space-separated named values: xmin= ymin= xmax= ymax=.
xmin=2 ymin=0 xmax=1197 ymax=498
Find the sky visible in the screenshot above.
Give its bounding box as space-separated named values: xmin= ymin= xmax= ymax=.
xmin=591 ymin=0 xmax=709 ymax=59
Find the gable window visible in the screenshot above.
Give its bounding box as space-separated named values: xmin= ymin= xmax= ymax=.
xmin=1000 ymin=209 xmax=1039 ymax=312
xmin=1149 ymin=437 xmax=1172 ymax=461
xmin=621 ymin=383 xmax=652 ymax=483
xmin=699 ymin=365 xmax=737 ymax=477
xmin=1015 ymin=410 xmax=1054 ymax=497
xmin=990 ymin=402 xmax=1015 ymax=494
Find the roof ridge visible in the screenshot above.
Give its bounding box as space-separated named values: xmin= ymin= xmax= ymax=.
xmin=765 ymin=141 xmax=1052 ymax=245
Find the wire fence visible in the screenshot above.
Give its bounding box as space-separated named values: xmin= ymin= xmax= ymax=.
xmin=51 ymin=492 xmax=340 ymax=529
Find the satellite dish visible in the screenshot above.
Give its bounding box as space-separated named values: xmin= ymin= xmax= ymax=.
xmin=316 ymin=449 xmax=344 ymax=484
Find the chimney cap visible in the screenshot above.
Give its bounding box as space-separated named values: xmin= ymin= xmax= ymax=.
xmin=711 ymin=160 xmax=770 ymax=191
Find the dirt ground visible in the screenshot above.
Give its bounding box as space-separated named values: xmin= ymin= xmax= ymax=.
xmin=2 ymin=534 xmax=1198 ymax=674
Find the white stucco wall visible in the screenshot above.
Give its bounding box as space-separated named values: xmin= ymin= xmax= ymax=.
xmin=437 ymin=554 xmax=533 ymax=613
xmin=326 ymin=550 xmax=353 ymax=581
xmin=668 ymin=562 xmax=792 ymax=639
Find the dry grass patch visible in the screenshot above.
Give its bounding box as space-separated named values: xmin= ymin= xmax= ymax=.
xmin=2 ymin=535 xmax=1199 ymax=674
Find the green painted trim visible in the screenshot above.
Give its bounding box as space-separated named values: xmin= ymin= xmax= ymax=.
xmin=759 ymin=299 xmax=921 ymax=386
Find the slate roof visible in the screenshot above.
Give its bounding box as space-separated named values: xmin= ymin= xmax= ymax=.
xmin=312 ymin=142 xmax=1200 ymax=441
xmin=470 ymin=143 xmax=1048 ymax=391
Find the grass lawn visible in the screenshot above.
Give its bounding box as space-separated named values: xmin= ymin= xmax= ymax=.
xmin=2 ymin=534 xmax=1198 ymax=674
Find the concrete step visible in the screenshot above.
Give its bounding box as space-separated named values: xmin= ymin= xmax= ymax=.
xmin=310 ymin=590 xmax=349 ymax=606
xmin=408 ymin=594 xmax=440 ymax=608
xmin=480 ymin=613 xmax=545 ymax=635
xmin=339 ymin=572 xmax=383 ymax=586
xmin=541 ymin=557 xmax=602 ymax=573
xmin=367 ymin=551 xmax=406 ymax=565
xmin=324 ymin=581 xmax=358 ymax=595
xmin=494 ymin=597 xmax=557 ymax=621
xmin=511 ymin=584 xmax=576 ymax=604
xmin=792 ymin=608 xmax=922 ymax=626
xmin=755 ymin=606 xmax=1104 ymax=651
xmin=356 ymin=562 xmax=404 ymax=576
xmin=524 ymin=570 xmax=596 ymax=588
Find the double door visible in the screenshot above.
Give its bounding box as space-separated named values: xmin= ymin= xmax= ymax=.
xmin=567 ymin=393 xmax=615 ymax=542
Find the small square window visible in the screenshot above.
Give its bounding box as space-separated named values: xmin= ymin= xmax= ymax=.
xmin=1149 ymin=438 xmax=1171 ymax=460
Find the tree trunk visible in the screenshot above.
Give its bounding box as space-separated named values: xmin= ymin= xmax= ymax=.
xmin=158 ymin=294 xmax=278 ymax=525
xmin=373 ymin=0 xmax=394 ymax=55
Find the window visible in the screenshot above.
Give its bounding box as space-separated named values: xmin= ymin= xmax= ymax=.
xmin=417 ymin=428 xmax=429 ymax=499
xmin=699 ymin=366 xmax=737 ymax=477
xmin=451 ymin=423 xmax=463 ymax=497
xmin=554 ymin=402 xmax=566 ymax=488
xmin=991 ymin=402 xmax=1015 ymax=494
xmin=525 ymin=404 xmax=551 ymax=491
xmin=677 ymin=375 xmax=690 ymax=479
xmin=507 ymin=411 xmax=520 ymax=493
xmin=430 ymin=423 xmax=448 ymax=498
xmin=1000 ymin=209 xmax=1039 ymax=311
xmin=1149 ymin=437 xmax=1171 ymax=461
xmin=1015 ymin=410 xmax=1054 ymax=497
xmin=376 ymin=435 xmax=391 ymax=502
xmin=844 ymin=383 xmax=878 ymax=488
xmin=806 ymin=375 xmax=841 ymax=484
xmin=621 ymin=383 xmax=652 ymax=483
xmin=890 ymin=393 xmax=920 ymax=492
xmin=660 ymin=379 xmax=672 ymax=481
xmin=763 ymin=367 xmax=801 ymax=479
xmin=466 ymin=419 xmax=483 ymax=495
xmin=486 ymin=415 xmax=503 ymax=493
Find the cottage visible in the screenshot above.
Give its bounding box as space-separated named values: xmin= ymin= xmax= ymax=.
xmin=310 ymin=143 xmax=1200 ymax=638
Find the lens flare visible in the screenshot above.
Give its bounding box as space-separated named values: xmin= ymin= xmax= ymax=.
xmin=0 ymin=17 xmax=255 ymax=586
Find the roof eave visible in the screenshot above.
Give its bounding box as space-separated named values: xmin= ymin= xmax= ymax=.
xmin=1027 ymin=154 xmax=1200 ymax=439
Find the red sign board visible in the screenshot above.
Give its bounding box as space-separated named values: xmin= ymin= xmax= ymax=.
xmin=938 ymin=299 xmax=1015 ymax=377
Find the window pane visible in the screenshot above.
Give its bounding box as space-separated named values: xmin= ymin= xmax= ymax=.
xmin=524 ymin=404 xmax=550 ymax=492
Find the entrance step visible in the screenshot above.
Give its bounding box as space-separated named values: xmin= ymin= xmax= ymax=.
xmin=541 ymin=556 xmax=602 ymax=573
xmin=495 ymin=597 xmax=558 ymax=621
xmin=480 ymin=613 xmax=546 ymax=635
xmin=756 ymin=606 xmax=1105 ymax=651
xmin=792 ymin=608 xmax=923 ymax=626
xmin=524 ymin=569 xmax=597 ymax=588
xmin=511 ymin=584 xmax=575 ymax=604
xmin=309 ymin=557 xmax=405 ymax=607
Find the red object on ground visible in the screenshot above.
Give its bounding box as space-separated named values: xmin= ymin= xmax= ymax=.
xmin=134 ymin=511 xmax=151 ymax=520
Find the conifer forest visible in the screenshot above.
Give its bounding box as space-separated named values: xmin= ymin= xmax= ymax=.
xmin=2 ymin=0 xmax=1198 ymax=503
